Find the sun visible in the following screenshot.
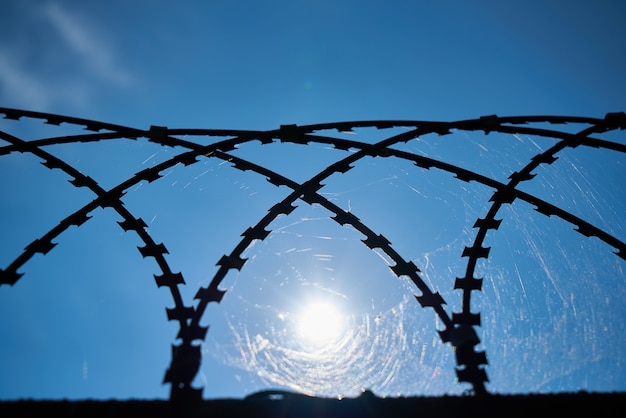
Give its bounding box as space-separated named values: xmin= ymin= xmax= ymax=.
xmin=296 ymin=302 xmax=345 ymax=346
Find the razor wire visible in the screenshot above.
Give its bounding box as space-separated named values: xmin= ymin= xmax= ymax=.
xmin=1 ymin=108 xmax=625 ymax=400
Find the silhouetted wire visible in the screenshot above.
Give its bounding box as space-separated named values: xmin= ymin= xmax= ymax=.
xmin=1 ymin=107 xmax=624 ymax=400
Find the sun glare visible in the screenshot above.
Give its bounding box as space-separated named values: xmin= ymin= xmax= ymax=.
xmin=296 ymin=302 xmax=345 ymax=346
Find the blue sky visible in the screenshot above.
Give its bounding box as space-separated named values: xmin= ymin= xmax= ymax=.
xmin=0 ymin=0 xmax=625 ymax=400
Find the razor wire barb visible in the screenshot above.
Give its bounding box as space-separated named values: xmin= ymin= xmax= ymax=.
xmin=1 ymin=108 xmax=625 ymax=400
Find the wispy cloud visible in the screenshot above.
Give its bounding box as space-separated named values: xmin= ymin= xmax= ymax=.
xmin=0 ymin=46 xmax=90 ymax=111
xmin=43 ymin=2 xmax=132 ymax=86
xmin=0 ymin=49 xmax=52 ymax=109
xmin=0 ymin=2 xmax=133 ymax=111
